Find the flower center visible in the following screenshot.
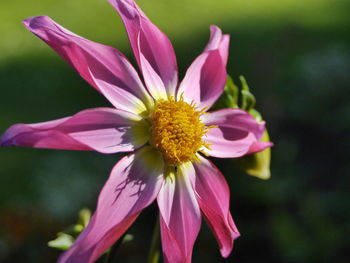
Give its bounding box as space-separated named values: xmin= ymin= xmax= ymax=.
xmin=150 ymin=97 xmax=209 ymax=166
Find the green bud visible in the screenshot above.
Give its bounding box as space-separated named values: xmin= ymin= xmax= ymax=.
xmin=228 ymin=75 xmax=272 ymax=180
xmin=235 ymin=130 xmax=271 ymax=180
xmin=210 ymin=73 xmax=272 ymax=179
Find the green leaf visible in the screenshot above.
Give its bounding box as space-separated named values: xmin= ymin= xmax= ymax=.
xmin=47 ymin=233 xmax=74 ymax=251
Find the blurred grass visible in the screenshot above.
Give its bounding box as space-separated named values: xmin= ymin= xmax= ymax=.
xmin=0 ymin=0 xmax=349 ymax=63
xmin=1 ymin=0 xmax=350 ymax=262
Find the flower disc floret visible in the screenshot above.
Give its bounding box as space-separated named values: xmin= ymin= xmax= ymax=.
xmin=151 ymin=97 xmax=209 ymax=166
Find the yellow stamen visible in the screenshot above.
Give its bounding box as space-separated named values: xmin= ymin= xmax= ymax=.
xmin=150 ymin=96 xmax=210 ymax=166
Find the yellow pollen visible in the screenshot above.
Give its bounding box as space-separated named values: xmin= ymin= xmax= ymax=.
xmin=150 ymin=97 xmax=210 ymax=166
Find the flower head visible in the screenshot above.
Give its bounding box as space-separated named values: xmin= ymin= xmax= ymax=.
xmin=0 ymin=0 xmax=272 ymax=262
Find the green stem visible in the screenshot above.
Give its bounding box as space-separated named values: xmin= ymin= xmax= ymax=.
xmin=147 ymin=215 xmax=160 ymax=263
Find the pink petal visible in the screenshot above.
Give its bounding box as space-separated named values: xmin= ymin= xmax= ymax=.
xmin=178 ymin=26 xmax=229 ymax=110
xmin=201 ymin=108 xmax=268 ymax=158
xmin=59 ymin=146 xmax=164 ymax=263
xmin=247 ymin=141 xmax=274 ymax=155
xmin=109 ymin=0 xmax=178 ymax=99
xmin=192 ymin=155 xmax=240 ymax=257
xmin=0 ymin=108 xmax=149 ymax=154
xmin=204 ymin=26 xmax=230 ymax=66
xmin=23 ymin=16 xmax=153 ymax=114
xmin=157 ymin=163 xmax=201 ymax=263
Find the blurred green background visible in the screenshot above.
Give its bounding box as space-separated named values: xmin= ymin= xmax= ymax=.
xmin=1 ymin=0 xmax=349 ymax=262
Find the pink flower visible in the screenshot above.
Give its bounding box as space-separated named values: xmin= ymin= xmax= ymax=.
xmin=0 ymin=0 xmax=272 ymax=262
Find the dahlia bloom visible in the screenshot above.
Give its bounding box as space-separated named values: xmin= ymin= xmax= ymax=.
xmin=0 ymin=0 xmax=272 ymax=262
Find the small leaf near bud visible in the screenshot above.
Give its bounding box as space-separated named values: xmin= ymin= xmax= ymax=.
xmin=239 ymin=76 xmax=256 ymax=111
xmin=224 ymin=75 xmax=239 ymax=108
xmin=47 ymin=233 xmax=74 ymax=251
xmin=48 ymin=208 xmax=92 ymax=251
